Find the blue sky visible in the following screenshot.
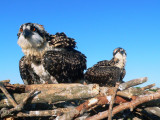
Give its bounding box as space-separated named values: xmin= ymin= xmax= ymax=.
xmin=0 ymin=0 xmax=160 ymax=87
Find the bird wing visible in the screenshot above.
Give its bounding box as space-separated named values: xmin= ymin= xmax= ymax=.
xmin=48 ymin=32 xmax=76 ymax=49
xmin=120 ymin=68 xmax=126 ymax=81
xmin=42 ymin=49 xmax=86 ymax=83
xmin=94 ymin=60 xmax=111 ymax=67
xmin=19 ymin=56 xmax=41 ymax=85
xmin=85 ymin=66 xmax=121 ymax=86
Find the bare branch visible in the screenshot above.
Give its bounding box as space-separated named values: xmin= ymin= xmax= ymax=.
xmin=140 ymin=83 xmax=155 ymax=91
xmin=0 ymin=82 xmax=17 ymax=107
xmin=0 ymin=80 xmax=10 ymax=83
xmin=57 ymin=94 xmax=130 ymax=120
xmin=1 ymin=89 xmax=37 ymax=118
xmin=119 ymin=77 xmax=148 ymax=90
xmin=0 ymin=84 xmax=99 ymax=108
xmin=86 ymin=90 xmax=160 ymax=120
xmin=16 ymin=108 xmax=72 ymax=117
xmin=108 ymin=82 xmax=120 ymax=120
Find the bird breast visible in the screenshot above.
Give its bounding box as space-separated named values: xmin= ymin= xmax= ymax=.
xmin=31 ymin=63 xmax=49 ymax=82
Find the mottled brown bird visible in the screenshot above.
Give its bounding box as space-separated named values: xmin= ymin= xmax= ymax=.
xmin=85 ymin=47 xmax=126 ymax=86
xmin=18 ymin=23 xmax=86 ymax=85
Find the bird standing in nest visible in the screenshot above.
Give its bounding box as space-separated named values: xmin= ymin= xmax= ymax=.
xmin=85 ymin=47 xmax=126 ymax=86
xmin=17 ymin=23 xmax=86 ymax=85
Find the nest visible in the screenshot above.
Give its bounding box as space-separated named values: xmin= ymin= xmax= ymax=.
xmin=0 ymin=77 xmax=160 ymax=120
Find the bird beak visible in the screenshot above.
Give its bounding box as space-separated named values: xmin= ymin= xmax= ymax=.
xmin=120 ymin=51 xmax=124 ymax=55
xmin=120 ymin=51 xmax=127 ymax=56
xmin=23 ymin=29 xmax=32 ymax=38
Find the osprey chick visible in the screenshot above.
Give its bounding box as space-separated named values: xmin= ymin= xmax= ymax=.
xmin=85 ymin=47 xmax=126 ymax=86
xmin=18 ymin=23 xmax=86 ymax=85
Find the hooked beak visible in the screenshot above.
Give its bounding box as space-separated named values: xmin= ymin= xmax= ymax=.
xmin=23 ymin=29 xmax=32 ymax=38
xmin=120 ymin=50 xmax=127 ymax=56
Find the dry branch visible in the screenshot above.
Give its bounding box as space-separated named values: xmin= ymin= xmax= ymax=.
xmin=1 ymin=89 xmax=37 ymax=118
xmin=0 ymin=82 xmax=25 ymax=93
xmin=86 ymin=90 xmax=160 ymax=120
xmin=16 ymin=108 xmax=72 ymax=117
xmin=119 ymin=77 xmax=148 ymax=90
xmin=0 ymin=77 xmax=159 ymax=120
xmin=57 ymin=94 xmax=131 ymax=120
xmin=0 ymin=84 xmax=99 ymax=108
xmin=108 ymin=82 xmax=119 ymax=120
xmin=144 ymin=107 xmax=160 ymax=117
xmin=0 ymin=80 xmax=10 ymax=83
xmin=0 ymin=83 xmax=18 ymax=107
xmin=140 ymin=83 xmax=155 ymax=91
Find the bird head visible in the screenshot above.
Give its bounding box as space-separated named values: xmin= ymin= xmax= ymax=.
xmin=113 ymin=47 xmax=127 ymax=56
xmin=17 ymin=23 xmax=49 ymax=49
xmin=113 ymin=47 xmax=127 ymax=68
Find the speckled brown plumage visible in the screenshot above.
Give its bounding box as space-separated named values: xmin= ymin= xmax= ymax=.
xmin=19 ymin=56 xmax=41 ymax=84
xmin=85 ymin=48 xmax=126 ymax=87
xmin=43 ymin=49 xmax=86 ymax=83
xmin=18 ymin=23 xmax=87 ymax=85
xmin=48 ymin=32 xmax=76 ymax=49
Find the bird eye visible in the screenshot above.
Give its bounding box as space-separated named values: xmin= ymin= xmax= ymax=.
xmin=20 ymin=28 xmax=23 ymax=32
xmin=31 ymin=27 xmax=36 ymax=31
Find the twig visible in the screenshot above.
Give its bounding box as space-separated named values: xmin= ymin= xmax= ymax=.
xmin=3 ymin=83 xmax=25 ymax=93
xmin=140 ymin=83 xmax=155 ymax=91
xmin=0 ymin=84 xmax=99 ymax=108
xmin=135 ymin=108 xmax=159 ymax=120
xmin=117 ymin=84 xmax=154 ymax=99
xmin=108 ymin=82 xmax=120 ymax=120
xmin=16 ymin=108 xmax=72 ymax=117
xmin=0 ymin=82 xmax=17 ymax=107
xmin=1 ymin=89 xmax=37 ymax=118
xmin=14 ymin=89 xmax=37 ymax=111
xmin=57 ymin=94 xmax=130 ymax=120
xmin=117 ymin=90 xmax=133 ymax=99
xmin=0 ymin=80 xmax=10 ymax=83
xmin=144 ymin=107 xmax=160 ymax=117
xmin=119 ymin=77 xmax=148 ymax=90
xmin=86 ymin=90 xmax=160 ymax=120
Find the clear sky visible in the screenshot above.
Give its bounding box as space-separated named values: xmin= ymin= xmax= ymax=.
xmin=0 ymin=0 xmax=160 ymax=87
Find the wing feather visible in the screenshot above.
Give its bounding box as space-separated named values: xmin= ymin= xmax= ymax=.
xmin=19 ymin=56 xmax=41 ymax=85
xmin=43 ymin=49 xmax=86 ymax=83
xmin=85 ymin=65 xmax=121 ymax=86
xmin=48 ymin=32 xmax=76 ymax=49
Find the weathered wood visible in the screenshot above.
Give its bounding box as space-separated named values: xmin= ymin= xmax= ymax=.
xmin=86 ymin=90 xmax=160 ymax=120
xmin=145 ymin=107 xmax=160 ymax=117
xmin=140 ymin=83 xmax=155 ymax=91
xmin=57 ymin=95 xmax=131 ymax=120
xmin=119 ymin=77 xmax=148 ymax=90
xmin=0 ymin=83 xmax=18 ymax=107
xmin=1 ymin=83 xmax=25 ymax=93
xmin=0 ymin=80 xmax=10 ymax=83
xmin=1 ymin=90 xmax=37 ymax=118
xmin=108 ymin=82 xmax=120 ymax=120
xmin=16 ymin=108 xmax=72 ymax=117
xmin=0 ymin=84 xmax=99 ymax=108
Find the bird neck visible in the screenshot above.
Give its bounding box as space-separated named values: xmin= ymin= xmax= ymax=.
xmin=22 ymin=42 xmax=54 ymax=60
xmin=113 ymin=54 xmax=126 ymax=69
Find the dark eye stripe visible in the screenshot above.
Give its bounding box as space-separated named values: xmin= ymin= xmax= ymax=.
xmin=33 ymin=26 xmax=44 ymax=38
xmin=113 ymin=48 xmax=127 ymax=56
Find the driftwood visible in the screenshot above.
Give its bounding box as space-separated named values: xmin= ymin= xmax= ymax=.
xmin=108 ymin=82 xmax=120 ymax=120
xmin=56 ymin=95 xmax=133 ymax=120
xmin=0 ymin=90 xmax=37 ymax=118
xmin=0 ymin=77 xmax=160 ymax=120
xmin=16 ymin=108 xmax=72 ymax=117
xmin=118 ymin=77 xmax=148 ymax=90
xmin=0 ymin=84 xmax=99 ymax=108
xmin=86 ymin=90 xmax=160 ymax=120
